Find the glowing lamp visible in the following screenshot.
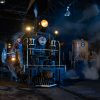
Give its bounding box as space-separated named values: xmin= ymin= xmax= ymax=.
xmin=41 ymin=19 xmax=48 ymax=28
xmin=8 ymin=45 xmax=11 ymax=49
xmin=7 ymin=43 xmax=11 ymax=49
xmin=8 ymin=43 xmax=11 ymax=45
xmin=0 ymin=0 xmax=5 ymax=4
xmin=11 ymin=57 xmax=16 ymax=62
xmin=8 ymin=43 xmax=12 ymax=48
xmin=54 ymin=30 xmax=59 ymax=35
xmin=25 ymin=26 xmax=32 ymax=32
xmin=11 ymin=54 xmax=16 ymax=62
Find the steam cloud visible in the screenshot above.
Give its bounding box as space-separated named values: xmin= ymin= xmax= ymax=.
xmin=82 ymin=53 xmax=100 ymax=80
xmin=78 ymin=4 xmax=99 ymax=23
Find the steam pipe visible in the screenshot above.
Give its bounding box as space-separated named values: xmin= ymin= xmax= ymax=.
xmin=26 ymin=38 xmax=29 ymax=68
xmin=56 ymin=41 xmax=61 ymax=83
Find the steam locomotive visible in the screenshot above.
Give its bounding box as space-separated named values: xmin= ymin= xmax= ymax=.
xmin=1 ymin=31 xmax=66 ymax=87
xmin=2 ymin=28 xmax=94 ymax=85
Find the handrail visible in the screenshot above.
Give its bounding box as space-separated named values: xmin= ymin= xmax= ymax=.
xmin=28 ymin=48 xmax=58 ymax=51
xmin=24 ymin=65 xmax=65 ymax=67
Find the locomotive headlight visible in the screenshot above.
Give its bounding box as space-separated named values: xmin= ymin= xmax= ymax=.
xmin=8 ymin=43 xmax=12 ymax=49
xmin=25 ymin=26 xmax=32 ymax=32
xmin=11 ymin=54 xmax=16 ymax=62
xmin=38 ymin=36 xmax=47 ymax=45
xmin=11 ymin=57 xmax=16 ymax=62
xmin=41 ymin=19 xmax=48 ymax=28
xmin=54 ymin=30 xmax=59 ymax=35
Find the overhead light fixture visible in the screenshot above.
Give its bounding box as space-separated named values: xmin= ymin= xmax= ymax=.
xmin=0 ymin=0 xmax=5 ymax=4
xmin=64 ymin=6 xmax=71 ymax=16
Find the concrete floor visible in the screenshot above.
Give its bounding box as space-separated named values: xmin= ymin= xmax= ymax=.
xmin=61 ymin=80 xmax=100 ymax=100
xmin=0 ymin=86 xmax=83 ymax=100
xmin=0 ymin=80 xmax=100 ymax=100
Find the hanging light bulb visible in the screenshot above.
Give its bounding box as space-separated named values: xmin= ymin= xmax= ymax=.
xmin=64 ymin=6 xmax=71 ymax=16
xmin=0 ymin=0 xmax=5 ymax=4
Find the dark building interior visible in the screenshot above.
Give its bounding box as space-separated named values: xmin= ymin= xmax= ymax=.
xmin=0 ymin=0 xmax=100 ymax=100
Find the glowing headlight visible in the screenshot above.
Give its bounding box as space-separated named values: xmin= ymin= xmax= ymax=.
xmin=25 ymin=26 xmax=32 ymax=32
xmin=11 ymin=57 xmax=16 ymax=62
xmin=41 ymin=19 xmax=48 ymax=28
xmin=8 ymin=43 xmax=12 ymax=49
xmin=11 ymin=54 xmax=16 ymax=62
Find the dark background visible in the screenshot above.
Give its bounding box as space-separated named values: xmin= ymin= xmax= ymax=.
xmin=0 ymin=0 xmax=100 ymax=51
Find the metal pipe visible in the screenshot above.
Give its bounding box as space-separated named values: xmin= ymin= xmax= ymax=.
xmin=25 ymin=65 xmax=65 ymax=67
xmin=56 ymin=41 xmax=61 ymax=83
xmin=7 ymin=52 xmax=15 ymax=54
xmin=58 ymin=41 xmax=61 ymax=83
xmin=26 ymin=38 xmax=29 ymax=68
xmin=57 ymin=41 xmax=61 ymax=67
xmin=28 ymin=48 xmax=58 ymax=51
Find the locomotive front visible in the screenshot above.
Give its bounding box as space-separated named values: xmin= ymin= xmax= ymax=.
xmin=1 ymin=30 xmax=65 ymax=87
